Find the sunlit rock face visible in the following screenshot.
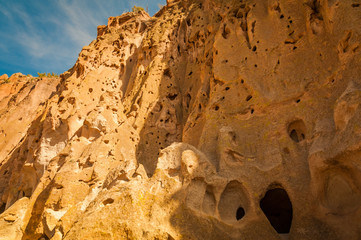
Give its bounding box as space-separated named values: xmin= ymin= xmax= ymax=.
xmin=0 ymin=0 xmax=361 ymax=239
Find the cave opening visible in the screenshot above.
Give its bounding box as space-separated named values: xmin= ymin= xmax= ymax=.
xmin=260 ymin=188 xmax=293 ymax=234
xmin=236 ymin=207 xmax=245 ymax=220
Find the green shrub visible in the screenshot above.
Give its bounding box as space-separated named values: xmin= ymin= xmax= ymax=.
xmin=132 ymin=5 xmax=144 ymax=13
xmin=37 ymin=72 xmax=59 ymax=78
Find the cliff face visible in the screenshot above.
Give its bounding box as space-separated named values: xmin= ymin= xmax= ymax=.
xmin=0 ymin=0 xmax=361 ymax=239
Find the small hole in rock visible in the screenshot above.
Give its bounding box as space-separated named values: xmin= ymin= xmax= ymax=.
xmin=103 ymin=198 xmax=114 ymax=205
xmin=167 ymin=94 xmax=178 ymax=100
xmin=288 ymin=120 xmax=306 ymax=143
xmin=246 ymin=95 xmax=252 ymax=101
xmin=252 ymin=46 xmax=257 ymax=51
xmin=163 ymin=68 xmax=172 ymax=78
xmin=296 ymin=99 xmax=300 ymax=103
xmin=236 ymin=207 xmax=245 ymax=220
xmin=225 ymin=87 xmax=230 ymax=91
xmin=58 ymin=96 xmax=64 ymax=103
xmin=89 ymin=88 xmax=93 ymax=93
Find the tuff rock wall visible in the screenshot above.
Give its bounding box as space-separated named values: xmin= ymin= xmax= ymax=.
xmin=0 ymin=0 xmax=361 ymax=239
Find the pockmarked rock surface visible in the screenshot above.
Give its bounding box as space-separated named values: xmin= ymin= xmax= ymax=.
xmin=0 ymin=0 xmax=361 ymax=239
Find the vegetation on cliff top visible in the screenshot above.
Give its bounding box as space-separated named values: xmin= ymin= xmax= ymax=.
xmin=132 ymin=5 xmax=145 ymax=13
xmin=37 ymin=72 xmax=59 ymax=78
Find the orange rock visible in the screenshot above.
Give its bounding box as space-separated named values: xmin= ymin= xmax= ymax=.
xmin=1 ymin=1 xmax=361 ymax=239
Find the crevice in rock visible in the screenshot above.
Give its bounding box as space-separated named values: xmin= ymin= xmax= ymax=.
xmin=222 ymin=24 xmax=231 ymax=39
xmin=0 ymin=202 xmax=5 ymax=214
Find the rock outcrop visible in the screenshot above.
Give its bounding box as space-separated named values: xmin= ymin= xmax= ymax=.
xmin=0 ymin=0 xmax=361 ymax=239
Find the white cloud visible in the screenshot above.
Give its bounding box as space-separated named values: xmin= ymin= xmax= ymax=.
xmin=0 ymin=0 xmax=160 ymax=74
xmin=57 ymin=0 xmax=107 ymax=46
xmin=3 ymin=1 xmax=93 ymax=64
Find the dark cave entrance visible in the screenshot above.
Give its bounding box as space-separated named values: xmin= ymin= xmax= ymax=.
xmin=236 ymin=206 xmax=245 ymax=220
xmin=260 ymin=188 xmax=293 ymax=234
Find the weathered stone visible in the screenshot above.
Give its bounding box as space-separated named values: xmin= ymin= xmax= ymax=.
xmin=0 ymin=74 xmax=8 ymax=81
xmin=1 ymin=1 xmax=361 ymax=239
xmin=0 ymin=197 xmax=29 ymax=240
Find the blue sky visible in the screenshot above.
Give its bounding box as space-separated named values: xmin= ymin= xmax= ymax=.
xmin=0 ymin=0 xmax=165 ymax=77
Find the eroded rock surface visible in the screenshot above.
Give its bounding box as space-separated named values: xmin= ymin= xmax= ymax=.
xmin=0 ymin=0 xmax=361 ymax=239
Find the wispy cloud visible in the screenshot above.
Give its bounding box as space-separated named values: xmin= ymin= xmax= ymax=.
xmin=13 ymin=1 xmax=93 ymax=58
xmin=7 ymin=4 xmax=53 ymax=58
xmin=0 ymin=0 xmax=96 ymax=73
xmin=0 ymin=7 xmax=11 ymax=19
xmin=57 ymin=0 xmax=98 ymax=46
xmin=0 ymin=0 xmax=165 ymax=76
